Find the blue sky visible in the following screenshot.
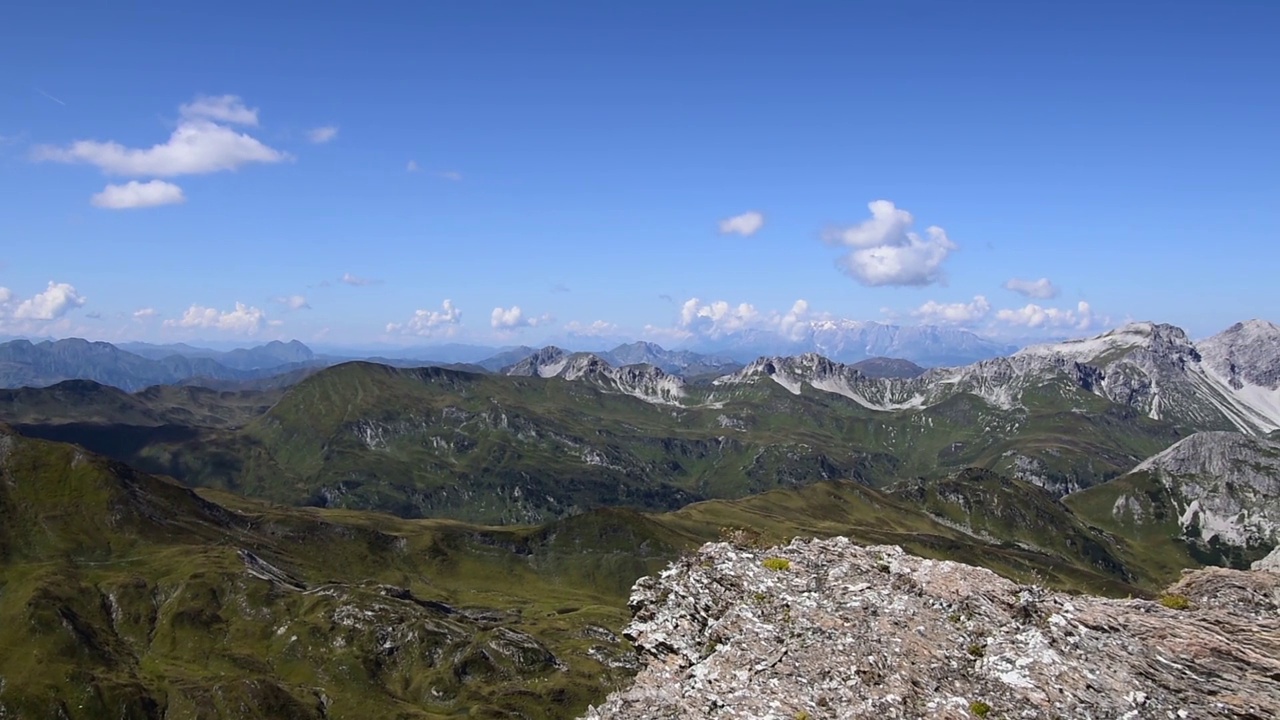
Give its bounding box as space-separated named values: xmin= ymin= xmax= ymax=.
xmin=2 ymin=1 xmax=1277 ymax=348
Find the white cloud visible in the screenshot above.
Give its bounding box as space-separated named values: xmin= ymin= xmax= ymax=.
xmin=661 ymin=296 xmax=828 ymax=342
xmin=824 ymin=200 xmax=956 ymax=286
xmin=1004 ymin=277 xmax=1059 ymax=299
xmin=275 ymin=294 xmax=310 ymax=310
xmin=13 ymin=282 xmax=86 ymax=320
xmin=439 ymin=170 xmax=463 ymax=181
xmin=133 ymin=307 xmax=158 ymax=319
xmin=307 ymin=126 xmax=339 ymax=144
xmin=341 ymin=272 xmax=382 ymax=287
xmin=679 ymin=298 xmax=761 ymax=337
xmin=386 ymin=299 xmax=462 ymax=336
xmin=778 ymin=299 xmax=812 ymax=341
xmin=90 ymin=180 xmax=186 ymax=209
xmin=179 ymin=95 xmax=259 ymax=126
xmin=491 ymin=305 xmax=553 ymax=329
xmin=642 ymin=324 xmax=694 ymax=343
xmin=996 ymin=301 xmax=1095 ymax=331
xmin=164 ymin=302 xmax=267 ymax=335
xmin=565 ymin=320 xmax=618 ymax=337
xmin=0 ymin=287 xmax=11 ymax=305
xmin=406 ymin=160 xmax=420 ymax=172
xmin=33 ymin=95 xmax=288 ymax=177
xmin=911 ymin=295 xmax=992 ymax=325
xmin=718 ymin=211 xmax=765 ymax=237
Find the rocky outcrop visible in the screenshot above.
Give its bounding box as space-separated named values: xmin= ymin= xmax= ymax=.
xmin=712 ymin=322 xmax=1280 ymax=434
xmin=1254 ymin=545 xmax=1280 ymax=572
xmin=582 ymin=537 xmax=1280 ymax=719
xmin=1200 ymin=319 xmax=1280 ymax=391
xmin=503 ymin=346 xmax=573 ymax=377
xmin=1125 ymin=431 xmax=1280 ymax=551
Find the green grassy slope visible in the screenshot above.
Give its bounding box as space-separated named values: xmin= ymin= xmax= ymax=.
xmin=0 ymin=423 xmax=1172 ymax=719
xmin=0 ymin=360 xmax=1191 ymax=525
xmin=0 ymin=426 xmax=646 ymax=719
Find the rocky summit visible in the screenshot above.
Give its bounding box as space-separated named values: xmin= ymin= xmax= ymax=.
xmin=583 ymin=537 xmax=1280 ymax=719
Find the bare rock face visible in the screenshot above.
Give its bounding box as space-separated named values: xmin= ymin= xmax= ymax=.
xmin=1255 ymin=546 xmax=1280 ymax=572
xmin=1111 ymin=431 xmax=1280 ymax=554
xmin=581 ymin=537 xmax=1280 ymax=719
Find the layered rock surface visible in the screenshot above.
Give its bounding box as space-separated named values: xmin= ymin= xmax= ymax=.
xmin=583 ymin=537 xmax=1280 ymax=719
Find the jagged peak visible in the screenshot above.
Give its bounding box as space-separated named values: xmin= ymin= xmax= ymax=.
xmin=713 ymin=353 xmax=870 ymax=394
xmin=503 ymin=346 xmax=575 ymax=377
xmin=559 ymin=352 xmax=613 ymax=377
xmin=732 ymin=352 xmax=851 ymax=376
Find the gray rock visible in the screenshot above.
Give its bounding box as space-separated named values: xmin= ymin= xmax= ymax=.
xmin=582 ymin=537 xmax=1280 ymax=719
xmin=1122 ymin=431 xmax=1280 ymax=550
xmin=1254 ymin=546 xmax=1280 ymax=572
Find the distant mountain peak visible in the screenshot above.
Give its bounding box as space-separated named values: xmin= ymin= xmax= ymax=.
xmin=1015 ymin=322 xmax=1196 ymax=363
xmin=693 ymin=320 xmax=1012 ymax=367
xmin=503 ymin=346 xmax=581 ymax=377
xmin=1200 ymin=318 xmax=1280 ymax=392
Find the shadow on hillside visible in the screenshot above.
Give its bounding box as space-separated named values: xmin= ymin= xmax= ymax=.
xmin=15 ymin=423 xmax=200 ymax=458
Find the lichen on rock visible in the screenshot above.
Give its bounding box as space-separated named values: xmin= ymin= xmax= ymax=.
xmin=582 ymin=537 xmax=1280 ymax=719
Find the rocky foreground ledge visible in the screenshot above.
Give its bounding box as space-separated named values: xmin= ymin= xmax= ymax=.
xmin=582 ymin=538 xmax=1280 ymax=719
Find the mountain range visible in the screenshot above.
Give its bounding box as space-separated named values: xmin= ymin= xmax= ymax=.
xmin=2 ymin=319 xmax=1276 ymax=553
xmin=2 ymin=319 xmax=1279 ymax=717
xmin=0 ymin=335 xmax=914 ymax=393
xmin=693 ymin=318 xmax=1017 ymax=366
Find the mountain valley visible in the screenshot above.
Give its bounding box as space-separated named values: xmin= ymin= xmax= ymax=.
xmin=1 ymin=320 xmax=1278 ymax=717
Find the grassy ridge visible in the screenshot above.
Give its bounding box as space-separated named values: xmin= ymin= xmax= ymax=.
xmin=2 ymin=360 xmax=1192 ymax=525
xmin=0 ymin=422 xmax=1173 ymax=718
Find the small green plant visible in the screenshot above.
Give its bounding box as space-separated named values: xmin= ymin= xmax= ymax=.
xmin=969 ymin=700 xmax=992 ymax=717
xmin=966 ymin=643 xmax=985 ymax=658
xmin=762 ymin=557 xmax=791 ymax=571
xmin=1158 ymin=593 xmax=1191 ymax=610
xmin=751 ymin=592 xmax=767 ymax=604
xmin=793 ymin=712 xmax=812 ymax=720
